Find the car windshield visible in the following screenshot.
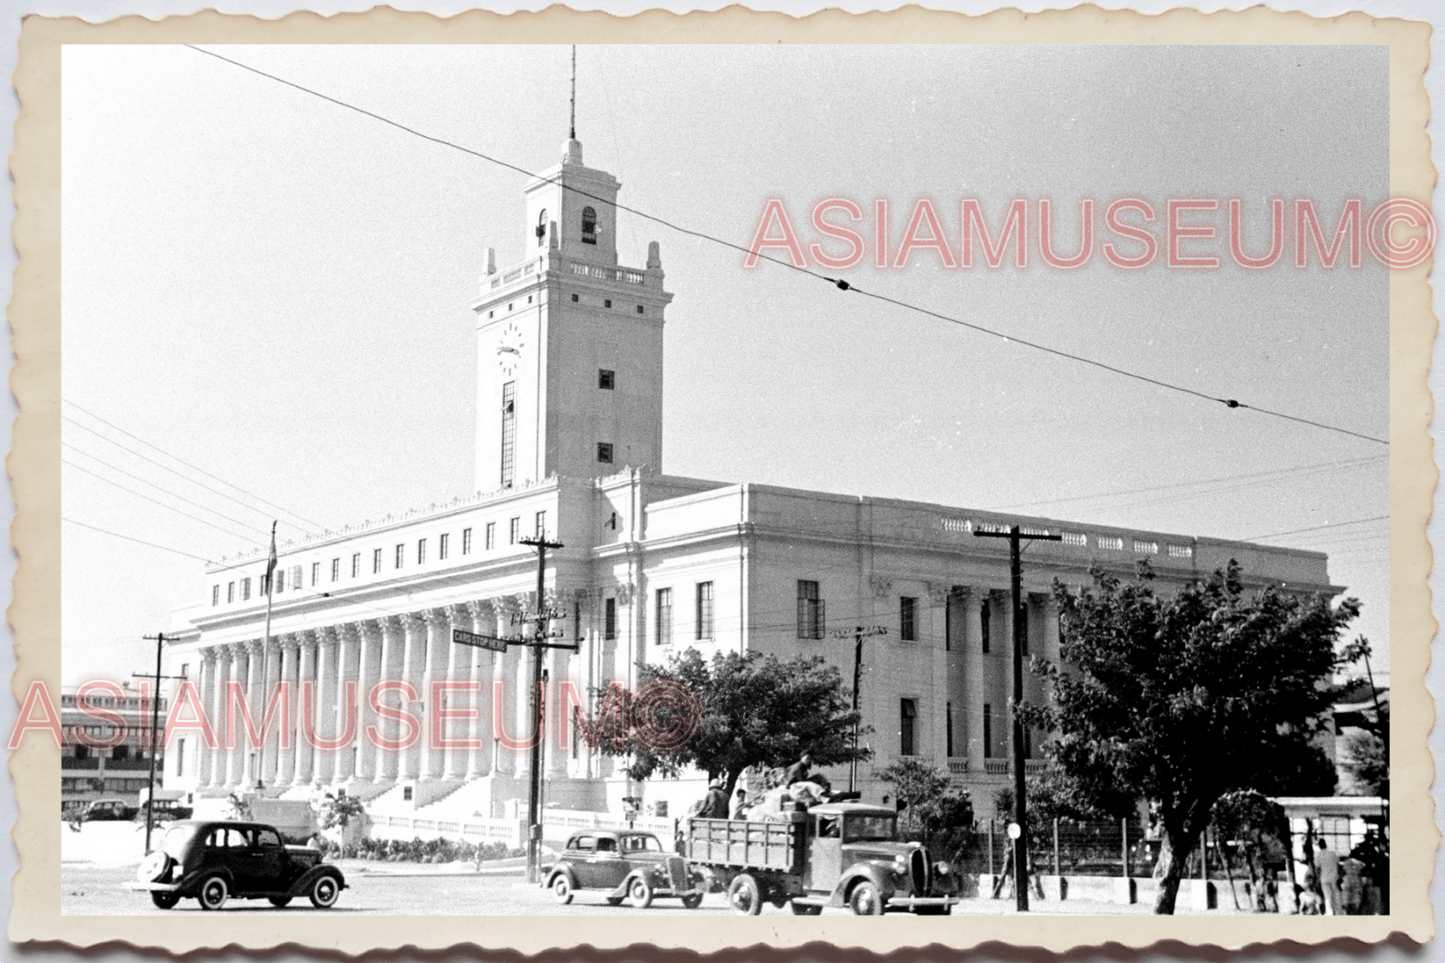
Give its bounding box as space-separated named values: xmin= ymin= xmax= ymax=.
xmin=621 ymin=834 xmax=662 ymax=852
xmin=160 ymin=826 xmax=192 ymax=860
xmin=844 ymin=816 xmax=897 ymax=842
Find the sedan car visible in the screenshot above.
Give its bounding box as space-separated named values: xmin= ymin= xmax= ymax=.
xmin=128 ymin=820 xmax=346 ymax=911
xmin=544 ymin=829 xmax=706 ymax=908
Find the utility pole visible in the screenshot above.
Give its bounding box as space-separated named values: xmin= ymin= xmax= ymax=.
xmin=519 ymin=535 xmax=564 ymax=885
xmin=974 ymin=524 xmax=1061 ymax=912
xmin=135 ymin=633 xmax=186 ymax=854
xmin=831 ymin=625 xmax=887 ymax=793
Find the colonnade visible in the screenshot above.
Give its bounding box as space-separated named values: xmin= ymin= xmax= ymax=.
xmin=191 ymin=598 xmax=584 ymax=792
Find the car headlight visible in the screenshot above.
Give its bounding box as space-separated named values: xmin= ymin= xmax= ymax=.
xmin=934 ymin=861 xmax=951 ymax=876
xmin=893 ymin=856 xmax=908 ymax=875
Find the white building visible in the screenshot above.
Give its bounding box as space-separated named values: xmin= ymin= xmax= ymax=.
xmin=161 ymin=135 xmax=1337 ymax=823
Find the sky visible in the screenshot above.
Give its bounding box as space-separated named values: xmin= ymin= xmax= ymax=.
xmin=60 ymin=43 xmax=1390 ymax=687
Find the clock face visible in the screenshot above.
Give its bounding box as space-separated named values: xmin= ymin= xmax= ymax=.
xmin=496 ymin=321 xmax=524 ymax=377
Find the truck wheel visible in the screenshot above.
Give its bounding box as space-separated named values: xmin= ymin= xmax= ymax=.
xmin=551 ymin=874 xmax=574 ymax=905
xmin=728 ymin=874 xmax=762 ymax=916
xmin=628 ymin=877 xmax=654 ymax=909
xmin=681 ymin=893 xmax=704 ymax=909
xmin=150 ymin=891 xmax=179 ymax=910
xmin=915 ymin=904 xmax=949 ymax=915
xmin=849 ymin=880 xmax=884 ymax=916
xmin=790 ymin=901 xmax=822 ymax=916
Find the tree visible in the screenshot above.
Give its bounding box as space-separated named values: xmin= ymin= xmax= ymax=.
xmin=1029 ymin=560 xmax=1359 ymax=914
xmin=580 ymin=648 xmax=868 ymax=798
xmin=1337 ymin=729 xmax=1388 ymax=797
xmin=876 ymin=758 xmax=974 ymax=844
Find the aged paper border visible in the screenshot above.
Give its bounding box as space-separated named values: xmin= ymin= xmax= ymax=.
xmin=9 ymin=4 xmax=1436 ymax=953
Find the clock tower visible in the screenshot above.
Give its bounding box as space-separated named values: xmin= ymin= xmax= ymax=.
xmin=471 ymin=137 xmax=672 ymax=491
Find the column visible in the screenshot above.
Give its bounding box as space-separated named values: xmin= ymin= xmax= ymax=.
xmin=259 ymin=639 xmax=283 ymax=786
xmin=491 ymin=601 xmax=518 ymax=777
xmin=290 ymin=633 xmax=316 ymax=788
xmin=545 ymin=644 xmax=571 ymax=778
xmin=241 ymin=640 xmax=265 ymax=787
xmin=928 ymin=584 xmax=951 ymax=762
xmin=276 ymin=637 xmax=300 ymax=787
xmin=375 ymin=616 xmax=405 ymax=783
xmin=963 ymin=591 xmax=987 ymax=766
xmin=332 ymin=624 xmax=361 ymax=782
xmin=217 ymin=645 xmax=240 ymax=788
xmin=596 ymin=589 xmax=617 ymax=779
xmin=442 ymin=604 xmax=471 ymax=780
xmin=513 ymin=598 xmax=536 ymax=784
xmin=398 ymin=614 xmax=427 ymax=780
xmin=464 ymin=601 xmax=494 ymax=779
xmin=196 ymin=649 xmax=217 ymax=789
xmin=420 ymin=609 xmax=450 ymax=780
xmin=311 ymin=627 xmax=339 ymax=785
xmin=354 ymin=620 xmax=384 ymax=782
xmin=945 ymin=589 xmax=967 ymax=760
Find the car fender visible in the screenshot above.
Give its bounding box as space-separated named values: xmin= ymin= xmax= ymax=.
xmin=176 ymin=866 xmax=233 ymax=897
xmin=287 ymin=864 xmax=347 ymax=897
xmin=827 ymin=865 xmax=894 ymax=908
xmin=609 ymin=868 xmax=651 ymax=899
xmin=546 ymin=865 xmax=581 ymax=890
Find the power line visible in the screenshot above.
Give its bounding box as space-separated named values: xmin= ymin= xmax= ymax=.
xmin=1244 ymin=515 xmax=1389 ymax=541
xmin=63 ymin=459 xmax=262 ymax=545
xmin=181 ymin=45 xmax=1387 ymax=449
xmin=63 ymin=443 xmax=263 ymax=535
xmin=63 ymin=400 xmax=325 ymax=532
xmin=62 ymin=516 xmax=212 ymax=562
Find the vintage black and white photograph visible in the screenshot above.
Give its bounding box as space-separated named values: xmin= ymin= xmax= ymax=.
xmin=32 ymin=24 xmax=1423 ymax=944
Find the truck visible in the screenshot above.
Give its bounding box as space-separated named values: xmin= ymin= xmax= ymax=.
xmin=686 ymin=802 xmax=960 ymax=916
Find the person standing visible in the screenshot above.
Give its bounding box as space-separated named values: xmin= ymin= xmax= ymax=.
xmin=1315 ymin=838 xmax=1342 ymax=915
xmin=697 ymin=778 xmax=730 ymax=819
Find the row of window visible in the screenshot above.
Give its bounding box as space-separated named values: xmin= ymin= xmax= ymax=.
xmin=210 ymin=512 xmax=551 ymax=607
xmin=601 ymin=582 xmax=715 ymax=644
xmin=489 ymin=293 xmax=647 ymax=319
xmin=900 ymin=699 xmax=1030 ymax=760
xmin=797 ymin=581 xmax=919 ymax=642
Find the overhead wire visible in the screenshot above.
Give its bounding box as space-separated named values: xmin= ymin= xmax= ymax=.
xmin=182 ymin=44 xmax=1387 ymax=449
xmin=63 ymin=442 xmax=264 ymax=535
xmin=63 ymin=459 xmax=263 ymax=545
xmin=62 ymin=516 xmax=213 ymax=563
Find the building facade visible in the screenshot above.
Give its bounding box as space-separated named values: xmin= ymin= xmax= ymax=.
xmin=161 ymin=136 xmax=1337 ymax=822
xmin=61 ymin=685 xmax=168 ymax=815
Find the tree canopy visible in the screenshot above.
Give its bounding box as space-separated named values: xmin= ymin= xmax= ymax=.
xmin=1028 ymin=560 xmax=1359 ymax=914
xmin=581 ymin=648 xmax=867 ymax=797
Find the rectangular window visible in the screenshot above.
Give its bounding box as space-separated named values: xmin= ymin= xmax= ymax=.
xmin=351 ymin=553 xmax=360 ymax=578
xmin=597 ymin=442 xmax=614 ymax=464
xmin=212 ymin=585 xmax=220 ymax=606
xmin=500 ymin=381 xmax=516 ymax=489
xmin=981 ymin=599 xmax=991 ymax=654
xmin=417 ymin=538 xmax=427 ymax=565
xmin=311 ymin=562 xmax=320 ymax=587
xmin=373 ymin=548 xmax=382 ymax=574
xmin=900 ymin=596 xmax=917 ymax=641
xmin=226 ymin=582 xmax=236 ymax=603
xmin=655 ymin=588 xmax=673 ymax=647
xmin=275 ymin=568 xmax=285 ymax=593
xmin=439 ymin=533 xmax=449 ymax=560
xmin=484 ymin=523 xmax=494 ymax=550
xmin=900 ymin=699 xmax=917 ymax=756
xmin=598 ymin=369 xmax=615 ymax=390
xmin=983 ymin=704 xmax=993 ymax=759
xmin=535 ymin=511 xmax=547 ymax=538
xmin=331 ymin=558 xmax=340 ymax=582
xmin=395 ymin=544 xmax=405 ymax=569
xmin=604 ymin=597 xmax=617 ymax=640
xmin=946 ymin=702 xmax=954 ymax=757
xmin=241 ymin=578 xmax=251 ymax=601
xmin=696 ymin=582 xmax=715 ymax=640
xmin=796 ymin=580 xmax=824 ymax=639
xmin=509 ymin=518 xmax=520 ymax=544
xmin=291 ymin=565 xmax=302 ymax=591
xmin=465 ymin=528 xmax=475 ymax=554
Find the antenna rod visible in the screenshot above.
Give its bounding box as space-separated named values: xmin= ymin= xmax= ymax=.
xmin=569 ymin=45 xmax=576 ymax=141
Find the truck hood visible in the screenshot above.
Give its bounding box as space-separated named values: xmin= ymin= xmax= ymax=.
xmin=844 ymin=841 xmax=924 ymax=861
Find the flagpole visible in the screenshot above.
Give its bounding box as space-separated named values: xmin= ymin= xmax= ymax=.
xmin=256 ymin=520 xmax=277 ymax=790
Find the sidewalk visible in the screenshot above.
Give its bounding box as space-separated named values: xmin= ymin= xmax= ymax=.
xmin=333 ymin=856 xmax=527 ymax=878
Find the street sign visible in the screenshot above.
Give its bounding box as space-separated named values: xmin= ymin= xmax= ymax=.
xmin=452 ymin=628 xmax=507 ymax=653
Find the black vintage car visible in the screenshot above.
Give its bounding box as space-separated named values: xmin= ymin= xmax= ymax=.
xmin=128 ymin=820 xmax=346 ymax=911
xmin=543 ymin=829 xmax=706 ymax=908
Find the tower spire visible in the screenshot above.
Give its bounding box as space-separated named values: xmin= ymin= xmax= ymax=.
xmin=569 ymin=45 xmax=576 ymax=141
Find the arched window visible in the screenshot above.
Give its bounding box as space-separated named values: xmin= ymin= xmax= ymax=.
xmin=582 ymin=206 xmax=597 ymax=245
xmin=536 ymin=209 xmax=548 ymax=247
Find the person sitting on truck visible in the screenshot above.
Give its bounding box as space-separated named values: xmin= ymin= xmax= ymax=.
xmin=731 ymin=789 xmax=750 ymax=820
xmin=696 ymin=779 xmax=730 ymax=819
xmin=781 ymin=753 xmax=813 ymax=788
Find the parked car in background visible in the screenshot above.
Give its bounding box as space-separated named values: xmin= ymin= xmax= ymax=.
xmin=133 ymin=799 xmax=193 ymax=823
xmin=78 ymin=799 xmax=139 ymax=822
xmin=544 ymin=829 xmax=706 ymax=908
xmin=128 ymin=820 xmax=346 ymax=911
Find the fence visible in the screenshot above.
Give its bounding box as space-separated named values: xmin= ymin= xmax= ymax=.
xmin=981 ymin=818 xmax=1153 ymax=878
xmin=366 ymin=808 xmax=676 ymax=849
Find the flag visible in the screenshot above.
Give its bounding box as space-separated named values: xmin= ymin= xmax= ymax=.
xmin=265 ymin=522 xmax=278 ymax=592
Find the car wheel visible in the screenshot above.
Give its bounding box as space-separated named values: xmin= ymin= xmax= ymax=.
xmin=627 ymin=876 xmax=654 ymax=909
xmin=915 ymin=904 xmax=949 ymax=915
xmin=149 ymin=891 xmax=179 ymax=910
xmin=849 ymin=880 xmax=884 ymax=916
xmin=605 ymin=896 xmax=624 ymax=906
xmin=198 ymin=875 xmax=229 ymax=911
xmin=551 ymin=874 xmax=574 ymax=905
xmin=727 ymin=874 xmax=762 ymax=916
xmin=309 ymin=874 xmax=341 ymax=909
xmin=790 ymin=901 xmax=822 ymax=916
xmin=681 ymin=892 xmax=704 ymax=910
xmin=136 ymin=852 xmax=171 ymax=884
xmin=269 ymin=896 xmax=292 ymax=908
